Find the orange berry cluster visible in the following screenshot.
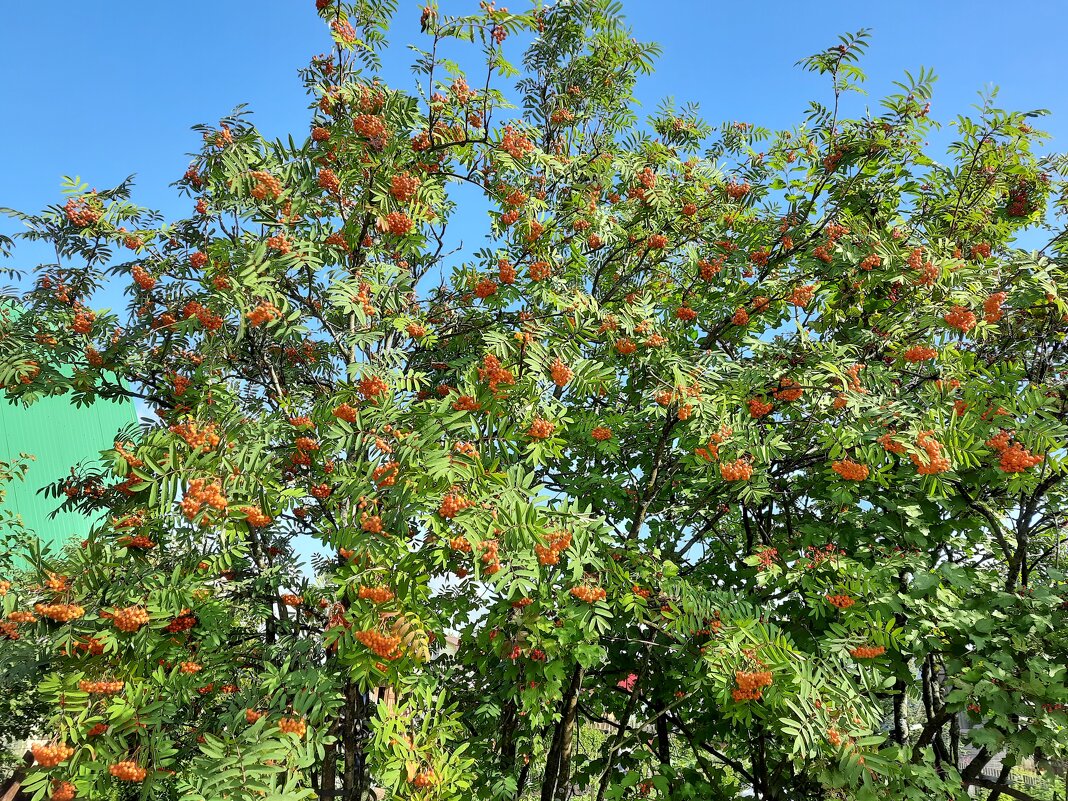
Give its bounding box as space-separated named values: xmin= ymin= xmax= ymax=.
xmin=182 ymin=478 xmax=228 ymax=521
xmin=358 ymin=374 xmax=389 ymax=400
xmin=281 ymin=594 xmax=304 ymax=607
xmin=827 ymin=728 xmax=842 ymax=747
xmin=720 ymin=459 xmax=753 ymax=482
xmin=478 ymin=354 xmax=515 ymax=390
xmin=111 ymin=606 xmax=150 ymax=633
xmin=372 ymin=461 xmax=399 ymax=487
xmin=246 ymin=300 xmax=281 ymax=327
xmin=249 ymin=170 xmax=282 ymax=200
xmin=333 ymin=402 xmax=358 ymax=423
xmin=474 ymin=277 xmax=498 ymax=298
xmin=241 ymin=506 xmax=272 ymax=527
xmin=32 ymin=743 xmax=75 ymax=767
xmin=903 ymin=345 xmax=937 ymax=362
xmin=179 ymin=661 xmax=202 ymax=674
xmin=358 ymin=585 xmax=394 ymax=604
xmin=164 ymin=611 xmax=197 ymax=634
xmin=877 ymin=431 xmax=906 ymax=455
xmin=8 ymin=610 xmax=37 ymax=623
xmin=732 ymin=670 xmax=773 ymax=701
xmin=748 ymin=398 xmax=773 ymax=418
xmin=278 ymin=717 xmax=307 ymax=737
xmin=361 ymin=514 xmax=383 ymax=534
xmin=591 ymin=426 xmax=613 ymax=441
xmin=825 ymin=594 xmax=855 ymax=610
xmin=438 ymin=491 xmax=472 ymax=519
xmin=390 ymin=173 xmax=420 ymax=201
xmin=117 ymin=534 xmax=155 ymax=549
xmin=480 ymin=540 xmax=501 ymax=575
xmin=984 ymin=291 xmax=1006 ymax=323
xmin=614 ymin=337 xmax=637 ymax=355
xmin=245 ymin=708 xmax=264 ymax=724
xmin=772 ymin=379 xmax=803 ymax=402
xmin=944 ymin=305 xmax=977 ymax=333
xmin=570 ymin=586 xmax=606 ymax=603
xmin=535 ymin=530 xmax=572 ymax=566
xmin=997 ymin=443 xmax=1043 ymax=473
xmin=911 ymin=431 xmax=950 ymax=475
xmin=34 ymin=603 xmax=85 ymax=622
xmin=109 ymin=761 xmax=147 ymax=782
xmin=549 ymin=357 xmax=573 ymax=387
xmin=356 ymin=629 xmax=403 ymax=660
xmin=45 ymin=573 xmax=69 ymax=591
xmin=78 ymin=680 xmax=124 ymax=694
xmin=50 ymin=780 xmax=77 ymax=801
xmin=449 ymin=536 xmax=472 ymax=552
xmin=528 ymin=417 xmax=555 ymax=439
xmin=849 ymin=644 xmax=886 ymax=659
xmin=831 ymin=459 xmax=869 ymax=481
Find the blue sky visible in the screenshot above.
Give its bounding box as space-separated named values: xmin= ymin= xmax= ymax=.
xmin=3 ymin=0 xmax=1067 ymax=241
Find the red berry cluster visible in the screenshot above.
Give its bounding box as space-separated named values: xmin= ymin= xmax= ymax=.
xmin=78 ymin=680 xmax=124 ymax=694
xmin=825 ymin=594 xmax=855 ymax=610
xmin=358 ymin=585 xmax=394 ymax=604
xmin=831 ymin=459 xmax=869 ymax=481
xmin=849 ymin=644 xmax=886 ymax=659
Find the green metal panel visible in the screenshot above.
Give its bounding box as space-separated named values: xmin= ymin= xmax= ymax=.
xmin=0 ymin=394 xmax=136 ymax=548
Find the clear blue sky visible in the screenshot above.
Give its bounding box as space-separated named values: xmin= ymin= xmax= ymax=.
xmin=3 ymin=0 xmax=1067 ymax=238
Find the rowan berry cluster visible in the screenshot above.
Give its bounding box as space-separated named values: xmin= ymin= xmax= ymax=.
xmin=246 ymin=300 xmax=281 ymax=327
xmin=911 ymin=431 xmax=950 ymax=475
xmin=772 ymin=379 xmax=803 ymax=402
xmin=825 ymin=594 xmax=855 ymax=609
xmin=831 ymin=459 xmax=869 ymax=481
xmin=529 ymin=260 xmax=552 ymax=281
xmin=549 ymin=357 xmax=573 ymax=387
xmin=474 ymin=277 xmax=498 ymax=298
xmin=164 ymin=611 xmax=197 ymax=634
xmin=383 ymin=211 xmax=413 ymax=236
xmin=358 ymin=374 xmax=388 ymax=399
xmin=356 ymin=629 xmax=403 ymax=659
xmin=903 ymin=345 xmax=938 ymax=362
xmin=849 ymin=644 xmax=886 ymax=659
xmin=50 ymin=780 xmax=77 ymax=801
xmin=249 ymin=170 xmax=283 ymax=200
xmin=108 ymin=761 xmax=147 ymax=782
xmin=281 ymin=594 xmax=304 ymax=607
xmin=111 ymin=606 xmax=150 ymax=632
xmin=79 ymin=679 xmax=124 ymax=694
xmin=732 ymin=670 xmax=772 ymax=701
xmin=591 ymin=426 xmax=613 ymax=441
xmin=944 ymin=305 xmax=977 ymax=333
xmin=241 ymin=506 xmax=272 ymax=527
xmin=32 ymin=743 xmax=75 ymax=767
xmin=984 ymin=292 xmax=1006 ymax=323
xmin=528 ymin=417 xmax=555 ymax=439
xmin=570 ymin=585 xmax=606 ymax=603
xmin=748 ymin=398 xmax=773 ymax=418
xmin=34 ymin=603 xmax=85 ymax=622
xmin=358 ymin=585 xmax=394 ymax=603
xmin=279 ymin=717 xmax=307 ymax=737
xmin=117 ymin=535 xmax=155 ymax=549
xmin=182 ymin=478 xmax=228 ymax=521
xmin=535 ymin=530 xmax=572 ymax=565
xmin=720 ymin=459 xmax=753 ymax=482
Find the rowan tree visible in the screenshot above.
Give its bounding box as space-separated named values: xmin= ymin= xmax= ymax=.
xmin=2 ymin=2 xmax=1068 ymax=801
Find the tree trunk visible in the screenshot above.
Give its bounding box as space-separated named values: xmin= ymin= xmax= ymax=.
xmin=541 ymin=665 xmax=585 ymax=801
xmin=342 ymin=680 xmax=370 ymax=801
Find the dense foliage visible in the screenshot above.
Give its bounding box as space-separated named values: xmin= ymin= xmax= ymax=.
xmin=2 ymin=2 xmax=1068 ymax=799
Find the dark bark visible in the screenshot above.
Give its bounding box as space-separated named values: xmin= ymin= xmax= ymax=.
xmin=341 ymin=680 xmax=369 ymax=801
xmin=541 ymin=665 xmax=585 ymax=801
xmin=654 ymin=698 xmax=671 ymax=765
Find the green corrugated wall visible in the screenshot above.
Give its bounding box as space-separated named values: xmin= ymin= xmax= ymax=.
xmin=0 ymin=394 xmax=136 ymax=548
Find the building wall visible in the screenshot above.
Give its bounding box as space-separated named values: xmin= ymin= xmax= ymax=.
xmin=0 ymin=393 xmax=136 ymax=548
